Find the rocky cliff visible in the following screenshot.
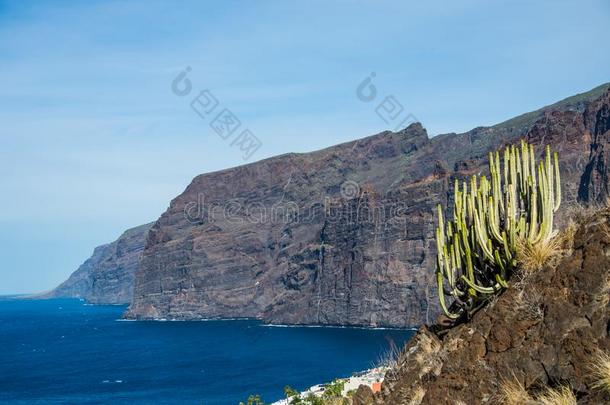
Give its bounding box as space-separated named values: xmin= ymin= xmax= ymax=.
xmin=377 ymin=207 xmax=610 ymax=404
xmin=125 ymin=83 xmax=610 ymax=327
xmin=44 ymin=223 xmax=153 ymax=304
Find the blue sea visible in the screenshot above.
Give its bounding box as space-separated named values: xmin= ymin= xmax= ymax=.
xmin=0 ymin=298 xmax=414 ymax=404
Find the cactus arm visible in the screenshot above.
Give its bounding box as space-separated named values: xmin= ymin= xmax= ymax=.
xmin=545 ymin=146 xmax=555 ymax=213
xmin=437 ymin=272 xmax=460 ymax=319
xmin=516 ymin=145 xmax=523 ymax=191
xmin=463 ymin=238 xmax=477 ymax=297
xmin=500 ymin=231 xmax=513 ymax=262
xmin=488 ymin=196 xmax=505 ymax=243
xmin=553 ymin=152 xmax=561 ymax=212
xmin=437 ymin=204 xmax=445 ymax=246
xmin=460 ymin=275 xmax=500 ymax=294
xmin=521 ymin=140 xmax=530 ymax=192
xmin=527 ymin=189 xmax=539 ymax=243
xmin=474 ymin=210 xmax=494 ymax=261
xmin=495 ymin=274 xmax=509 ymax=288
xmin=528 ymin=144 xmax=537 ymax=191
xmin=436 ymin=227 xmax=445 ymax=271
xmin=453 ymin=238 xmax=462 ymax=277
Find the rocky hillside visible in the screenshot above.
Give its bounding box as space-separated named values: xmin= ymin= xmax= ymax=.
xmin=377 ymin=207 xmax=610 ymax=404
xmin=124 ymin=83 xmax=610 ymax=327
xmin=44 ymin=223 xmax=153 ymax=304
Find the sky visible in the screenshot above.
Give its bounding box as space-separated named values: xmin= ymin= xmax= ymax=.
xmin=0 ymin=0 xmax=609 ymax=294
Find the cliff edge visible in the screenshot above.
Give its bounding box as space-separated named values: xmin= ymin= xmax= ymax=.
xmin=43 ymin=223 xmax=153 ymax=304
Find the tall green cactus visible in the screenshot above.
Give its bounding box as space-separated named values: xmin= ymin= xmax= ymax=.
xmin=435 ymin=141 xmax=561 ymax=319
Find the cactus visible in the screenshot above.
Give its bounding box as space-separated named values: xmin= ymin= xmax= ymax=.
xmin=435 ymin=141 xmax=561 ymax=319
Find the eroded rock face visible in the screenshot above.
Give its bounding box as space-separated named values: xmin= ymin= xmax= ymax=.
xmin=44 ymin=223 xmax=153 ymax=304
xmin=125 ymin=126 xmax=441 ymax=326
xmin=379 ymin=209 xmax=610 ymax=404
xmin=125 ymin=84 xmax=610 ymax=326
xmin=579 ymin=91 xmax=610 ymax=202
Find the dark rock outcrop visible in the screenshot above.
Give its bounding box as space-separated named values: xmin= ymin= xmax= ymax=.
xmin=353 ymin=385 xmax=376 ymax=405
xmin=125 ymin=83 xmax=610 ymax=326
xmin=44 ymin=223 xmax=153 ymax=304
xmin=126 ymin=127 xmax=440 ymax=326
xmin=379 ymin=208 xmax=610 ymax=404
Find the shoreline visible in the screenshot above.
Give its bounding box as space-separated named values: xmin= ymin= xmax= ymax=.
xmin=8 ymin=298 xmax=418 ymax=331
xmin=271 ymin=366 xmax=388 ymax=404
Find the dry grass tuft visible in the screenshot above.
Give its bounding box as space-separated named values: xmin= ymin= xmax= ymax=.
xmin=516 ymin=288 xmax=544 ymax=321
xmin=498 ymin=377 xmax=577 ymax=405
xmin=593 ymin=273 xmax=610 ymax=312
xmin=557 ymin=220 xmax=579 ymax=252
xmin=591 ymin=350 xmax=610 ymax=393
xmin=498 ymin=377 xmax=533 ymax=405
xmin=516 ymin=237 xmax=562 ymax=275
xmin=376 ymin=339 xmax=402 ymax=368
xmin=536 ymin=386 xmax=577 ymax=405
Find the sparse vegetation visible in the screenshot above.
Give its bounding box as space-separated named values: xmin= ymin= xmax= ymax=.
xmin=498 ymin=376 xmax=533 ymax=405
xmin=284 ymin=386 xmax=301 ymax=400
xmin=515 ymin=287 xmax=544 ymax=321
xmin=516 ymin=236 xmax=562 ymax=275
xmin=239 ymin=394 xmax=265 ymax=405
xmin=536 ymin=386 xmax=577 ymax=405
xmin=435 ymin=141 xmax=562 ymax=319
xmin=591 ymin=350 xmax=610 ymax=393
xmin=557 ymin=219 xmax=578 ymax=253
xmin=322 ymin=379 xmax=345 ymax=397
xmin=564 ymin=202 xmax=597 ymax=224
xmin=594 ymin=272 xmax=610 ymax=312
xmin=284 ymin=379 xmax=346 ymax=405
xmin=515 ymin=214 xmax=581 ymax=278
xmin=375 ymin=339 xmax=401 ymax=368
xmin=498 ymin=378 xmax=577 ymax=405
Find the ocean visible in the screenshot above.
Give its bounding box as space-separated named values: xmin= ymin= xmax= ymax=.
xmin=0 ymin=298 xmax=414 ymax=404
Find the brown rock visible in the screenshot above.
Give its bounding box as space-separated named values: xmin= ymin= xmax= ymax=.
xmin=380 ymin=208 xmax=610 ymax=404
xmin=352 ymin=385 xmax=375 ymax=405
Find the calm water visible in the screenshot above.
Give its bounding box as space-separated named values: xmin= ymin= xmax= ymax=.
xmin=0 ymin=298 xmax=414 ymax=404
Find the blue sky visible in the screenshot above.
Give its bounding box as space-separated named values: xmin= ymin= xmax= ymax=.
xmin=1 ymin=0 xmax=609 ymax=294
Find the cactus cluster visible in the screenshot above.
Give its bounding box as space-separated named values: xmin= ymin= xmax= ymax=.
xmin=435 ymin=141 xmax=561 ymax=319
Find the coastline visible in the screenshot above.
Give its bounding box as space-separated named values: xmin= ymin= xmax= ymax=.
xmin=271 ymin=366 xmax=388 ymax=404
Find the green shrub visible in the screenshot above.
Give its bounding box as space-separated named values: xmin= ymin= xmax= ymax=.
xmin=283 ymin=379 xmax=346 ymax=404
xmin=239 ymin=394 xmax=265 ymax=405
xmin=323 ymin=379 xmax=345 ymax=397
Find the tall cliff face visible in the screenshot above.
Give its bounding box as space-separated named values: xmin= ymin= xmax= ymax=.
xmin=126 ymin=127 xmax=440 ymax=326
xmin=45 ymin=223 xmax=153 ymax=304
xmin=125 ymin=84 xmax=610 ymax=327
